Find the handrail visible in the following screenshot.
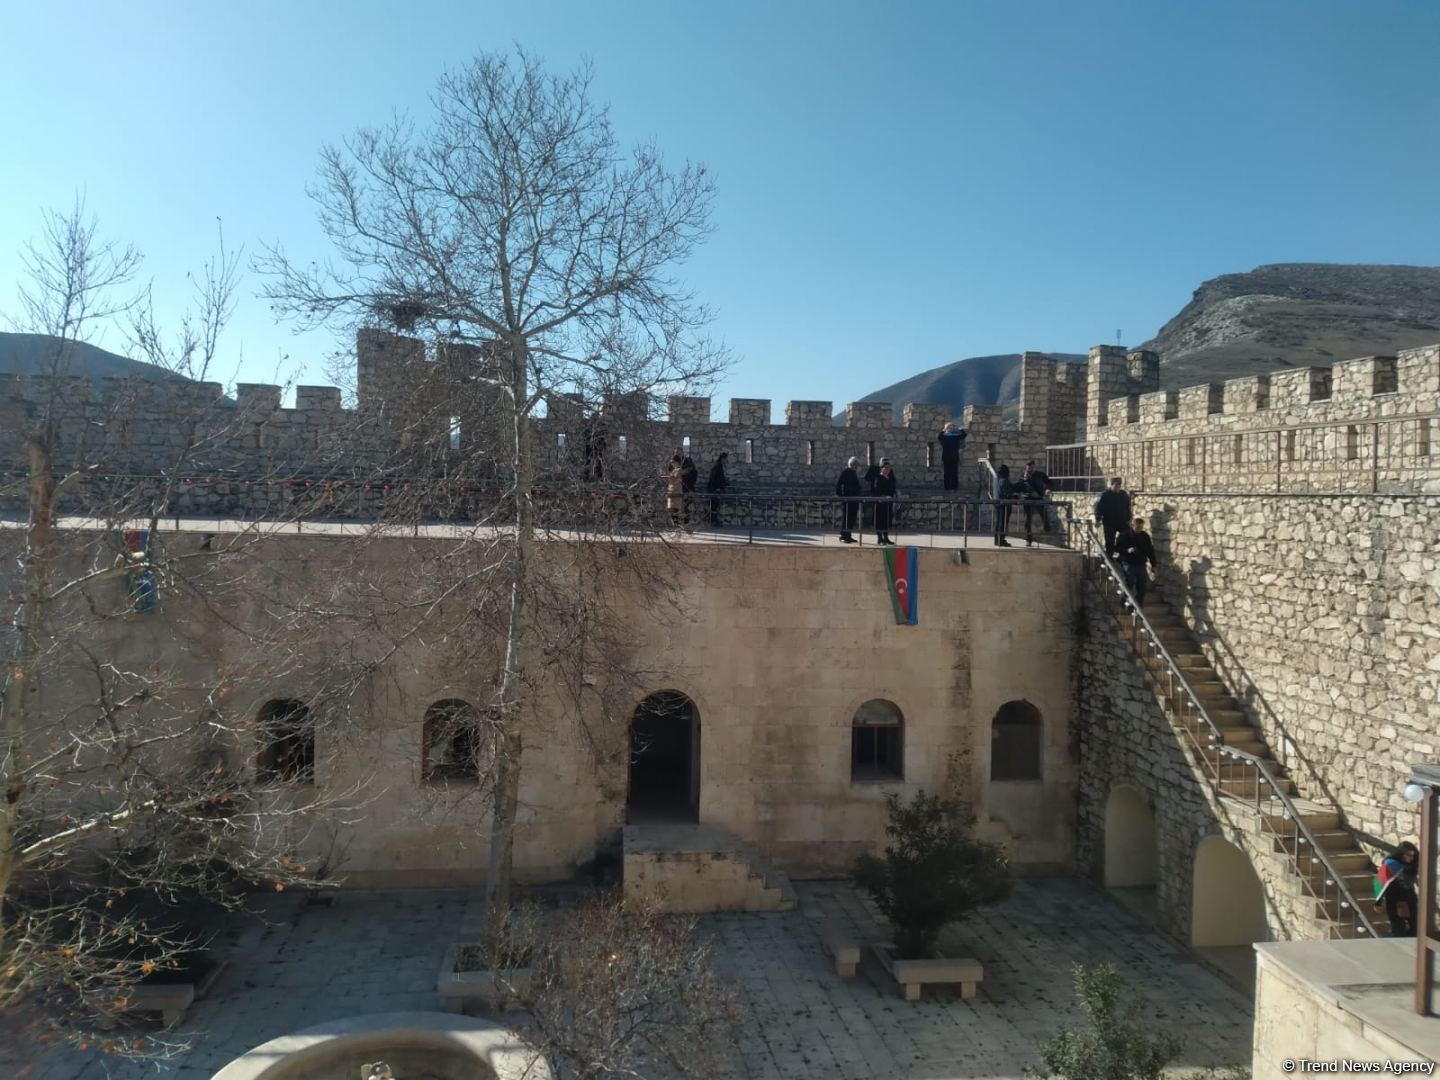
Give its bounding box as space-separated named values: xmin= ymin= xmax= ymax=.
xmin=1080 ymin=521 xmax=1379 ymax=938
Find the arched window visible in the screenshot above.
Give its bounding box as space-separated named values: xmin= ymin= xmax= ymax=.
xmin=423 ymin=699 xmax=483 ymax=782
xmin=258 ymin=699 xmax=314 ymax=783
xmin=990 ymin=700 xmax=1041 ymax=781
xmin=851 ymin=699 xmax=903 ymax=781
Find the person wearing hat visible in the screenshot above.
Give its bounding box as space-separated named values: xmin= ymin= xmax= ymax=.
xmin=936 ymin=422 xmax=967 ymax=490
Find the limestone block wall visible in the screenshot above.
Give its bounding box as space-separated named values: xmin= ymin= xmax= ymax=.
xmin=1071 ymin=345 xmax=1440 ymax=494
xmin=1138 ymin=493 xmax=1440 ymax=850
xmin=1 ymin=331 xmax=1073 ymax=511
xmin=16 ymin=526 xmax=1083 ymax=887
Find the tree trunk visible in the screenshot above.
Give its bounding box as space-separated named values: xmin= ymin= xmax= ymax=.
xmin=0 ymin=439 xmax=54 ymax=929
xmin=485 ymin=335 xmax=532 ymax=943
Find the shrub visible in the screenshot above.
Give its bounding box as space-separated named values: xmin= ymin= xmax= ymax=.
xmin=852 ymin=789 xmax=1011 ymax=959
xmin=1032 ymin=964 xmax=1184 ymax=1080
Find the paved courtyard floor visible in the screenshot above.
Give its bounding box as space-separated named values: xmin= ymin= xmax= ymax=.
xmin=15 ymin=876 xmax=1252 ymax=1079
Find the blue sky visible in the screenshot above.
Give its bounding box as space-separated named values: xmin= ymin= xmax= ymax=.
xmin=2 ymin=0 xmax=1437 ymax=416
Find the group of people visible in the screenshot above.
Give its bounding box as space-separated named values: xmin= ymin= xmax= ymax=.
xmin=989 ymin=460 xmax=1055 ymax=547
xmin=1094 ymin=476 xmax=1156 ymax=605
xmin=663 ymin=446 xmax=732 ymax=528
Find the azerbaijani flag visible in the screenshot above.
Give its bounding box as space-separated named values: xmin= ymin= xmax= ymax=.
xmin=124 ymin=530 xmax=158 ymax=613
xmin=884 ymin=546 xmax=918 ymax=626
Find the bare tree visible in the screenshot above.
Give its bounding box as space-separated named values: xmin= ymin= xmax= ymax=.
xmin=0 ymin=203 xmax=364 ymax=1061
xmin=261 ymin=48 xmax=726 ymax=936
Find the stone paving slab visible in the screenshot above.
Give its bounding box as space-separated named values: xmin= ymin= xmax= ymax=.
xmin=9 ymin=877 xmax=1252 ymax=1079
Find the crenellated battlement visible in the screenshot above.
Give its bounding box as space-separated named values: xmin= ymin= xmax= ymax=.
xmin=1086 ymin=344 xmax=1439 ymax=441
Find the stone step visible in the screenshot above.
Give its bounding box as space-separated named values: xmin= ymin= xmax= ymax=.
xmin=1271 ymin=824 xmax=1352 ymax=849
xmin=1220 ymin=775 xmax=1295 ymax=797
xmin=1292 ymin=849 xmax=1373 ymax=874
xmin=1314 ymin=896 xmax=1385 ymax=926
xmin=1328 ymin=917 xmax=1391 ymax=940
xmin=1196 ymin=741 xmax=1271 ymax=763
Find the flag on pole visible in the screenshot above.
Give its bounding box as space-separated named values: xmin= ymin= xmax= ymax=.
xmin=883 ymin=546 xmax=918 ymax=625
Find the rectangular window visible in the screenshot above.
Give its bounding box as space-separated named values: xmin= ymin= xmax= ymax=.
xmin=746 ymin=438 xmax=754 ymax=464
xmin=450 ymin=417 xmax=462 ymax=450
xmin=1232 ymin=434 xmax=1243 ymax=465
xmin=617 ymin=434 xmax=628 ymax=458
xmin=926 ymin=444 xmax=934 ymax=468
xmin=1420 ymin=419 xmax=1432 ymax=458
xmin=557 ymin=432 xmax=567 ymax=449
xmin=1186 ymin=439 xmax=1196 ymax=467
xmin=1144 ymin=442 xmax=1154 ymax=469
xmin=807 ymin=439 xmax=815 ymax=466
xmin=866 ymin=441 xmax=876 ymax=466
xmin=682 ymin=435 xmax=691 ymax=455
xmin=253 ymin=425 xmax=264 ymax=449
xmin=851 ymin=725 xmax=902 ymax=781
xmin=1285 ymin=430 xmax=1297 ymax=462
xmin=1346 ymin=425 xmax=1359 ymax=461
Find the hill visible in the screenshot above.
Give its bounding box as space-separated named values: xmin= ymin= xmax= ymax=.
xmin=0 ymin=332 xmax=189 ymax=384
xmin=1138 ymin=263 xmax=1440 ymax=386
xmin=847 ymin=264 xmax=1440 ymax=424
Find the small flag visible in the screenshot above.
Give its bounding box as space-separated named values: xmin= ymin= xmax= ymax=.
xmin=883 ymin=546 xmax=918 ymax=626
xmin=124 ymin=530 xmax=157 ymax=613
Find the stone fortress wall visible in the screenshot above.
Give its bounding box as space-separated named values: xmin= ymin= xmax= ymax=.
xmin=1071 ymin=343 xmax=1440 ymax=494
xmin=0 ymin=331 xmax=1083 ymax=514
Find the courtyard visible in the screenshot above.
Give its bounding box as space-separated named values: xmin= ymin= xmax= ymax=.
xmin=14 ymin=876 xmax=1253 ymax=1079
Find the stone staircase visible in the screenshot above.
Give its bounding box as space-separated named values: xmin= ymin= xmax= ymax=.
xmin=1110 ymin=586 xmax=1386 ymax=940
xmin=621 ymin=823 xmax=798 ymax=914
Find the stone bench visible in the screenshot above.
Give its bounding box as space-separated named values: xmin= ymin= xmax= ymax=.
xmin=106 ymin=984 xmax=196 ymax=1028
xmin=828 ymin=935 xmax=861 ymax=979
xmin=890 ymin=956 xmax=982 ymax=1001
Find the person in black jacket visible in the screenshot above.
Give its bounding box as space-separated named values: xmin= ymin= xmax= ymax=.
xmin=936 ymin=423 xmax=967 ymax=490
xmin=836 ymin=457 xmax=862 ymax=543
xmin=874 ymin=462 xmax=898 ymax=545
xmin=1020 ymin=460 xmax=1052 ymax=546
xmin=1094 ymin=477 xmax=1132 ymax=557
xmin=992 ymin=463 xmax=1015 ymax=547
xmin=1116 ymin=517 xmax=1157 ymax=606
xmin=673 ymin=446 xmax=698 ymax=524
xmin=705 ymin=452 xmax=729 ymax=527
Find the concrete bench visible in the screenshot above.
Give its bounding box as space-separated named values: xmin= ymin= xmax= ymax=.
xmin=107 ymin=984 xmax=196 ymax=1028
xmin=891 ymin=956 xmax=983 ymax=1001
xmin=828 ymin=936 xmax=861 ymax=979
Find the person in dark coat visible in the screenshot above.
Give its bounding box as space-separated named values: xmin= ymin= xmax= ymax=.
xmin=705 ymin=452 xmax=729 ymax=527
xmin=863 ymin=457 xmax=899 ymax=529
xmin=836 ymin=456 xmax=862 ymax=544
xmin=673 ymin=446 xmax=698 ymax=524
xmin=1094 ymin=476 xmax=1132 ymax=557
xmin=1116 ymin=516 xmax=1157 ymax=606
xmin=1020 ymin=460 xmax=1053 ymax=546
xmin=1375 ymin=841 xmax=1419 ymax=937
xmin=936 ymin=422 xmax=967 ymax=490
xmin=992 ymin=464 xmax=1014 ymax=547
xmin=874 ymin=462 xmax=898 ymax=545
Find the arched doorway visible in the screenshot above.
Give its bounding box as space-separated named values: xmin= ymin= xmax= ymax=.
xmin=1104 ymin=786 xmax=1159 ymax=923
xmin=1191 ymin=835 xmax=1268 ymax=991
xmin=627 ymin=691 xmax=699 ymax=823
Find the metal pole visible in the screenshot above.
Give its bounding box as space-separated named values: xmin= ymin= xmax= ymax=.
xmin=1418 ymin=789 xmax=1437 ymax=1015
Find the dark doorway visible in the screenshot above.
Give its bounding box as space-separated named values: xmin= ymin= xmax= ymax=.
xmin=627 ymin=691 xmax=699 ymax=823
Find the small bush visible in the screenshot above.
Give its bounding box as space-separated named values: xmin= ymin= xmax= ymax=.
xmin=852 ymin=789 xmax=1011 ymax=959
xmin=1031 ymin=964 xmax=1184 ymax=1080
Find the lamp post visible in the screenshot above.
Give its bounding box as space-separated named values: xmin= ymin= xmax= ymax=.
xmin=1403 ymin=765 xmax=1440 ymax=1016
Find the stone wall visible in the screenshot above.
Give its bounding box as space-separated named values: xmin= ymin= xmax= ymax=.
xmin=1139 ymin=493 xmax=1440 ymax=850
xmin=16 ymin=526 xmax=1083 ymax=886
xmin=1 ymin=331 xmax=1081 ymax=511
xmin=1062 ymin=344 xmax=1440 ymax=494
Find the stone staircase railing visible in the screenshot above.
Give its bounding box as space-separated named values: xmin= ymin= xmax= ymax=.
xmin=1080 ymin=522 xmax=1381 ymax=940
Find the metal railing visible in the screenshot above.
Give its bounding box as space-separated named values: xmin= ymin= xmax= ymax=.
xmin=1047 ymin=410 xmax=1440 ymax=495
xmin=1080 ymin=521 xmax=1379 ymax=938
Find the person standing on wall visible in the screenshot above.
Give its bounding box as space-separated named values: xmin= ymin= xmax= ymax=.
xmin=1094 ymin=476 xmax=1132 ymax=557
xmin=836 ymin=456 xmax=862 ymax=544
xmin=864 ymin=457 xmax=899 ymax=528
xmin=1375 ymin=841 xmax=1419 ymax=937
xmin=936 ymin=422 xmax=967 ymax=491
xmin=705 ymin=451 xmax=729 ymax=528
xmin=992 ymin=463 xmax=1015 ymax=547
xmin=1020 ymin=460 xmax=1053 ymax=547
xmin=1116 ymin=516 xmax=1157 ymax=606
xmin=874 ymin=461 xmax=898 ymax=546
xmin=675 ymin=446 xmax=698 ymax=524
